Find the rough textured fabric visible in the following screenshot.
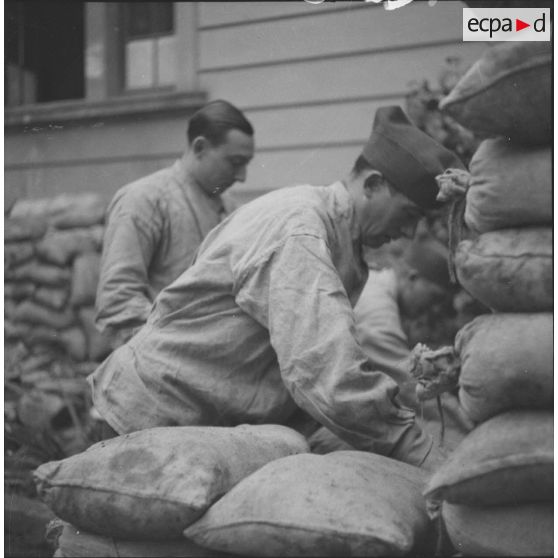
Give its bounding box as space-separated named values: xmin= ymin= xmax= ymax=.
xmin=466 ymin=139 xmax=552 ymax=233
xmin=442 ymin=501 xmax=553 ymax=557
xmin=95 ymin=159 xmax=228 ymax=345
xmin=89 ymin=182 xmax=432 ymax=466
xmin=33 ymin=425 xmax=309 ymax=539
xmin=425 ymin=410 xmax=553 ymax=506
xmin=185 ymin=451 xmax=433 ymax=557
xmin=55 ymin=521 xmax=231 ymax=557
xmin=10 ymin=193 xmax=106 ymax=229
xmin=35 ymin=227 xmax=104 ymax=266
xmin=440 ymin=42 xmax=551 ymax=145
xmin=354 ymin=269 xmax=413 ymax=397
xmin=455 ymin=313 xmax=553 ymax=424
xmin=455 ymin=227 xmax=553 ymax=312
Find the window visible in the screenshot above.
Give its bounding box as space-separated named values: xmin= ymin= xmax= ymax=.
xmin=121 ymin=3 xmax=177 ymax=91
xmin=4 ymin=2 xmax=84 ymax=106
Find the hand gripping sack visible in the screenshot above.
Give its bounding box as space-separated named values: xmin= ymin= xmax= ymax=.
xmin=454 ymin=227 xmax=552 ymax=312
xmin=455 ymin=313 xmax=553 ymax=424
xmin=185 ymin=451 xmax=433 ymax=557
xmin=33 ymin=424 xmax=309 ymax=540
xmin=424 ymin=410 xmax=553 ymax=506
xmin=439 ymin=42 xmax=551 ymax=145
xmin=465 ymin=138 xmax=552 ymax=233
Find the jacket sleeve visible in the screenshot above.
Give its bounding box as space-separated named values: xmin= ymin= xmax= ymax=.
xmin=235 ymin=234 xmax=433 ymax=466
xmin=95 ymin=193 xmax=162 ymax=346
xmin=354 ymin=269 xmax=417 ymax=409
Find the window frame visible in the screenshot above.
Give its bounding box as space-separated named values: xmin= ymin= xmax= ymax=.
xmin=4 ymin=2 xmax=202 ymax=128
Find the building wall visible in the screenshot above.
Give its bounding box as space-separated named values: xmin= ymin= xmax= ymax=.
xmin=4 ymin=1 xmax=485 ymax=207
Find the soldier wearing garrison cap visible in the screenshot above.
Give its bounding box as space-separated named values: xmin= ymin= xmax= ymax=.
xmin=89 ymin=105 xmax=463 ymax=471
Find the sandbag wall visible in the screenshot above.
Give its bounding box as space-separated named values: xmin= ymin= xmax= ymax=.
xmin=427 ymin=42 xmax=553 ymax=556
xmin=4 ymin=194 xmax=111 ymax=440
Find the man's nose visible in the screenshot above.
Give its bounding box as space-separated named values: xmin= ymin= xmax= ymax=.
xmin=234 ymin=166 xmax=247 ymax=183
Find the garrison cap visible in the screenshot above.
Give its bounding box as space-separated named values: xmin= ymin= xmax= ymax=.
xmin=361 ymin=106 xmax=465 ymax=209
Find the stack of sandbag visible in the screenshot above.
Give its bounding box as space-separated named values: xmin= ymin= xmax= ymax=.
xmin=416 ymin=41 xmax=552 ymax=556
xmin=33 ymin=424 xmax=310 ymax=557
xmin=4 ymin=193 xmax=111 ymax=434
xmin=184 ymin=450 xmax=436 ymax=557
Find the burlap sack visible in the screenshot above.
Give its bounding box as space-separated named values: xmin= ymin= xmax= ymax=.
xmin=33 ymin=286 xmax=70 ymax=311
xmin=59 ymin=327 xmax=89 ymax=362
xmin=54 ymin=521 xmax=231 ymax=558
xmin=185 ymin=451 xmax=433 ymax=557
xmin=12 ymin=300 xmax=76 ymax=330
xmin=17 ymin=390 xmax=66 ymax=430
xmin=455 ymin=227 xmax=552 ymax=312
xmin=5 ymin=261 xmax=72 ymax=286
xmin=442 ymin=501 xmax=553 ymax=557
xmin=440 ymin=42 xmax=551 ymax=144
xmin=425 ymin=410 xmax=552 ymax=506
xmin=11 ymin=193 xmax=106 ymax=229
xmin=4 ymin=241 xmax=35 ymax=270
xmin=466 ymin=138 xmax=552 ymax=233
xmin=35 ymin=226 xmax=104 ymax=266
xmin=19 ymin=352 xmax=56 ymax=375
xmin=455 ymin=313 xmax=553 ymax=424
xmin=5 ymin=216 xmax=48 ymax=241
xmin=4 ymin=281 xmax=36 ymax=301
xmin=69 ymin=253 xmax=101 ymax=307
xmin=34 ymin=425 xmax=309 ymax=539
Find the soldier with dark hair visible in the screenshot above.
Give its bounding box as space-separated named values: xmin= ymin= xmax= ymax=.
xmin=95 ymin=100 xmax=255 ymax=348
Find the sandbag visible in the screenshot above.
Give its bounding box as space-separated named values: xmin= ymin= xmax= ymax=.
xmin=33 ymin=286 xmax=70 ymax=311
xmin=17 ymin=390 xmax=66 ymax=430
xmin=466 ymin=138 xmax=552 ymax=233
xmin=54 ymin=521 xmax=231 ymax=558
xmin=35 ymin=226 xmax=104 ymax=266
xmin=59 ymin=327 xmax=89 ymax=362
xmin=455 ymin=313 xmax=553 ymax=423
xmin=455 ymin=227 xmax=552 ymax=312
xmin=11 ymin=193 xmax=106 ymax=229
xmin=185 ymin=451 xmax=433 ymax=557
xmin=4 ymin=241 xmax=35 ymax=269
xmin=33 ymin=424 xmax=309 ymax=540
xmin=439 ymin=42 xmax=551 ymax=144
xmin=78 ymin=307 xmax=112 ymax=362
xmin=18 ymin=325 xmax=64 ymax=348
xmin=4 ymin=281 xmax=36 ymax=301
xmin=442 ymin=501 xmax=553 ymax=557
xmin=12 ymin=300 xmax=77 ymax=330
xmin=425 ymin=410 xmax=552 ymax=506
xmin=5 ymin=261 xmax=72 ymax=286
xmin=19 ymin=352 xmax=56 ymax=375
xmin=69 ymin=253 xmax=101 ymax=307
xmin=4 ymin=216 xmax=48 ymax=241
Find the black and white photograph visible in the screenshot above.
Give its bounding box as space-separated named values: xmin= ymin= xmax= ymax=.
xmin=4 ymin=1 xmax=554 ymax=556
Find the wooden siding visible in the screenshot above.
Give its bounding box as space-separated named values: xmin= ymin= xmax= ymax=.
xmin=5 ymin=0 xmax=485 ymax=206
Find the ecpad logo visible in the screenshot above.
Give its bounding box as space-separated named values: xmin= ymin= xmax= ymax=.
xmin=463 ymin=8 xmax=550 ymax=41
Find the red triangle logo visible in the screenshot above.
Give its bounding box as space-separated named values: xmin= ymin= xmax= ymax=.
xmin=516 ymin=18 xmax=530 ymax=31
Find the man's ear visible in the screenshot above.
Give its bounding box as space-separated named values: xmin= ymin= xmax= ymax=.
xmin=363 ymin=170 xmax=385 ymax=199
xmin=191 ymin=136 xmax=209 ymax=157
